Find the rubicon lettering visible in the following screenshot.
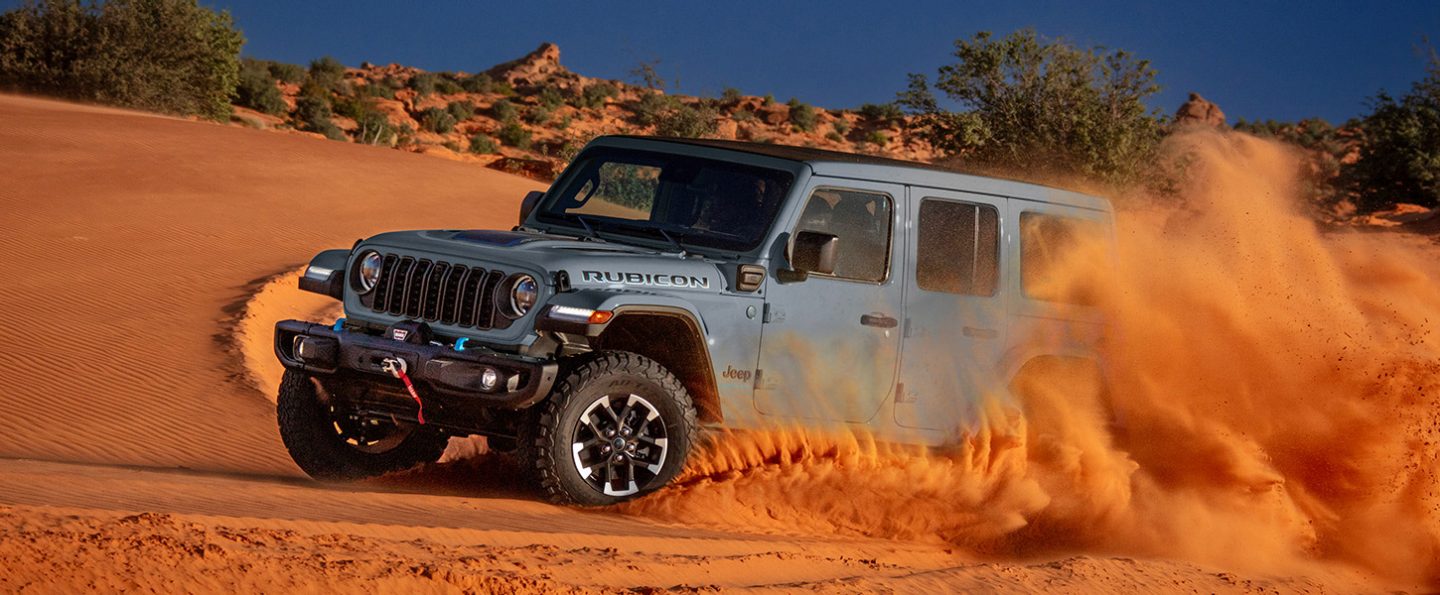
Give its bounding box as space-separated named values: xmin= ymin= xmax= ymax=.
xmin=580 ymin=270 xmax=711 ymax=289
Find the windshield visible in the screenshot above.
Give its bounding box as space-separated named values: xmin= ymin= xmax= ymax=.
xmin=535 ymin=147 xmax=794 ymax=252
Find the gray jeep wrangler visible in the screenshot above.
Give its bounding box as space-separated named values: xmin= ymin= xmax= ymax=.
xmin=275 ymin=135 xmax=1114 ymax=505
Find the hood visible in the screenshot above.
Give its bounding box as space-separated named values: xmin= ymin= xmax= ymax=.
xmin=361 ymin=229 xmax=728 ymax=293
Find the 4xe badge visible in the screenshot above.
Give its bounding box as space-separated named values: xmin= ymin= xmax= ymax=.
xmin=391 ymin=328 xmax=410 ymax=342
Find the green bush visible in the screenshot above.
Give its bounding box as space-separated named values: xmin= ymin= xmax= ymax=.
xmin=235 ymin=58 xmax=285 ymax=115
xmin=419 ymin=106 xmax=457 ymax=133
xmin=721 ymin=87 xmax=743 ymax=103
xmin=355 ymin=110 xmax=395 ymax=146
xmin=308 ymin=56 xmax=346 ymax=92
xmin=826 ymin=130 xmax=844 ymax=143
xmin=267 ymin=60 xmax=304 ymax=84
xmin=491 ymin=98 xmax=518 ymax=122
xmin=360 ymin=77 xmax=397 ymax=99
xmin=468 ymin=132 xmax=498 ymax=154
xmin=864 ymin=130 xmax=889 ymax=146
xmin=408 ymin=72 xmax=438 ymax=96
xmin=497 ymin=120 xmax=531 ymax=149
xmin=832 ymin=118 xmax=851 ymax=135
xmin=655 ymin=103 xmax=718 ymax=138
xmin=525 ymin=105 xmax=552 ymax=125
xmin=1343 ymin=52 xmax=1440 ymax=212
xmin=576 ymin=81 xmax=617 ymax=109
xmin=898 ymin=30 xmax=1163 ymax=186
xmin=538 ymin=84 xmax=564 ymax=109
xmin=460 ymin=72 xmax=493 ymax=94
xmin=294 ymin=89 xmax=336 ymax=132
xmin=857 ymin=102 xmax=903 ymax=121
xmin=732 ymin=108 xmax=755 ymax=122
xmin=446 ymin=100 xmax=475 ymax=121
xmin=630 ymin=93 xmax=676 ymax=126
xmin=0 ymin=0 xmax=243 ymax=120
xmin=788 ymin=98 xmax=817 ymax=132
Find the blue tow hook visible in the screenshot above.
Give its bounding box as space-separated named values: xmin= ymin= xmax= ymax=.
xmin=454 ymin=337 xmax=470 ymax=352
xmin=332 ymin=318 xmax=346 ymax=332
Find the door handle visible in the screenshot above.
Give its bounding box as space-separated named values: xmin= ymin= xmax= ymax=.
xmin=963 ymin=326 xmax=998 ymax=339
xmin=860 ymin=313 xmax=898 ymax=329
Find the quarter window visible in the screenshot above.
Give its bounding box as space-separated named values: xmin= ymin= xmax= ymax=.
xmin=916 ymin=199 xmax=999 ymax=296
xmin=1020 ymin=212 xmax=1104 ymax=305
xmin=795 ymin=188 xmax=892 ymax=282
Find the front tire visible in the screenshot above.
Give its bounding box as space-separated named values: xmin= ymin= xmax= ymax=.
xmin=276 ymin=369 xmax=448 ymax=481
xmin=524 ymin=351 xmax=697 ymax=506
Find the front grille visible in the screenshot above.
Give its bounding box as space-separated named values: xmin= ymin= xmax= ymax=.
xmin=363 ymin=253 xmax=511 ymax=330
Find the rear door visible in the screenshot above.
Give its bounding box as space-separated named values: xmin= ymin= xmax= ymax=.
xmin=894 ymin=188 xmax=1008 ymax=432
xmin=754 ymin=179 xmax=905 ymax=423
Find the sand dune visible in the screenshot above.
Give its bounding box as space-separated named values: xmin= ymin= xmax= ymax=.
xmin=0 ymin=94 xmax=1400 ymax=592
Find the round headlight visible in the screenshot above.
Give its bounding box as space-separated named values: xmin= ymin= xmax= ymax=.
xmin=356 ymin=251 xmax=383 ymax=293
xmin=508 ymin=274 xmax=538 ymax=317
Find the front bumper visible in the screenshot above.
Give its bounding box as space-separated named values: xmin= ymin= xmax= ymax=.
xmin=273 ymin=319 xmax=558 ymax=410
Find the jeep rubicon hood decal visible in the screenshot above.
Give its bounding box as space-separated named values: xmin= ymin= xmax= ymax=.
xmin=579 ymin=270 xmax=711 ymax=289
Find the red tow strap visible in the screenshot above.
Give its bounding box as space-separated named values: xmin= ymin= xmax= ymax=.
xmin=382 ymin=358 xmax=426 ymax=425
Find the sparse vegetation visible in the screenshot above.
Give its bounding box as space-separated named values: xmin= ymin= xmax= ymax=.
xmin=525 ymin=105 xmax=552 ymax=125
xmin=832 ymin=118 xmax=851 ymax=135
xmin=460 ymin=73 xmax=494 ymax=94
xmin=538 ymin=84 xmax=565 ymax=110
xmin=576 ymin=81 xmax=617 ymax=109
xmin=497 ymin=119 xmax=532 ymax=149
xmin=0 ymin=0 xmax=244 ymax=120
xmin=446 ymin=100 xmax=475 ymax=122
xmin=721 ymin=87 xmax=743 ymax=103
xmin=267 ymin=61 xmax=305 ymax=84
xmin=355 ymin=110 xmax=396 ymax=146
xmin=491 ymin=99 xmax=519 ymax=122
xmin=864 ymin=130 xmax=889 ymax=146
xmin=419 ymin=107 xmax=457 ymax=133
xmin=468 ymin=132 xmax=498 ymax=154
xmin=858 ymin=102 xmax=903 ymax=122
xmin=788 ymin=98 xmax=817 ymax=132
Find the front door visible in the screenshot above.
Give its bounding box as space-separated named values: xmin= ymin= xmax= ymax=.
xmin=894 ymin=189 xmax=1008 ymax=433
xmin=754 ymin=180 xmax=905 ymax=423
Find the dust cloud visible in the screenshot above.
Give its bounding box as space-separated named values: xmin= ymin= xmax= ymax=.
xmin=619 ymin=130 xmax=1440 ymax=587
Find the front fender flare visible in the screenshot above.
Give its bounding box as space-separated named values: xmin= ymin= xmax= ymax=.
xmin=536 ymin=290 xmax=708 ymax=338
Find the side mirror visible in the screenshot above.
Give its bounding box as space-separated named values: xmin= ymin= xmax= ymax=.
xmin=779 ymin=230 xmax=838 ymax=282
xmin=518 ymin=190 xmax=544 ymax=227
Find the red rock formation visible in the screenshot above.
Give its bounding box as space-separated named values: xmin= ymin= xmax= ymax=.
xmin=1174 ymin=92 xmax=1227 ymax=127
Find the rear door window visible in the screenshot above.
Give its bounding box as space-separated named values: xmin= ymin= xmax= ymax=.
xmin=916 ymin=199 xmax=1000 ymax=296
xmin=1019 ymin=212 xmax=1105 ymax=305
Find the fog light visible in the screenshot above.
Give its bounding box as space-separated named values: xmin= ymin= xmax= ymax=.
xmin=479 ymin=367 xmax=500 ymax=391
xmin=293 ymin=336 xmax=337 ymax=366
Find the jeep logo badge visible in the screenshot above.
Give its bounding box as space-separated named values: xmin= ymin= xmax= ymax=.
xmin=581 ymin=270 xmax=711 ymax=289
xmin=721 ymin=365 xmax=752 ymax=383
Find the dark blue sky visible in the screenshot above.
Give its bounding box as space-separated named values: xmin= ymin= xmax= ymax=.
xmin=14 ymin=1 xmax=1437 ymax=123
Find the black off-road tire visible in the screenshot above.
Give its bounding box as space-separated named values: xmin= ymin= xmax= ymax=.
xmin=522 ymin=351 xmax=697 ymax=506
xmin=277 ymin=369 xmax=449 ymax=481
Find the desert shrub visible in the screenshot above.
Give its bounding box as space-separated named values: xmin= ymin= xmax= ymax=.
xmin=0 ymin=0 xmax=243 ymax=120
xmin=525 ymin=106 xmax=552 ymax=125
xmin=493 ymin=80 xmax=515 ymax=96
xmin=787 ymin=98 xmax=817 ymax=132
xmin=442 ymin=140 xmax=461 ymax=152
xmin=864 ymin=130 xmax=889 ymax=146
xmin=355 ymin=110 xmax=395 ymax=146
xmin=331 ymin=93 xmax=366 ymax=119
xmin=419 ymin=106 xmax=457 ymax=133
xmin=446 ymin=99 xmax=475 ymax=121
xmin=307 ymin=56 xmax=346 ymax=93
xmin=267 ymin=60 xmax=304 ymax=84
xmin=630 ymin=92 xmax=676 ymax=126
xmin=832 ymin=118 xmax=851 ymax=135
xmin=732 ymin=108 xmax=755 ymax=122
xmin=826 ymin=130 xmax=844 ymax=143
xmin=538 ymin=84 xmax=565 ymax=109
xmin=460 ymin=72 xmax=493 ymax=93
xmin=762 ymin=94 xmax=775 ymax=106
xmin=468 ymin=132 xmax=498 ymax=154
xmin=360 ymin=77 xmax=397 ymax=99
xmin=434 ymin=76 xmax=462 ymax=94
xmin=235 ymin=58 xmax=285 ymax=115
xmin=491 ymin=98 xmax=518 ymax=122
xmin=898 ymin=29 xmax=1163 ymax=187
xmin=857 ymin=102 xmax=903 ymax=122
xmin=1343 ymin=51 xmax=1440 ymax=212
xmin=655 ymin=103 xmax=718 ymax=138
xmin=576 ymin=81 xmax=617 ymax=109
xmin=721 ymin=87 xmax=743 ymax=103
xmin=497 ymin=120 xmax=532 ymax=149
xmin=408 ymin=71 xmax=438 ymax=96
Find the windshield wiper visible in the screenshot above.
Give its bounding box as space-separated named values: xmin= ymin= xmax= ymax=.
xmin=655 ymin=228 xmax=688 ymax=257
xmin=567 ymin=214 xmax=601 ymax=242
